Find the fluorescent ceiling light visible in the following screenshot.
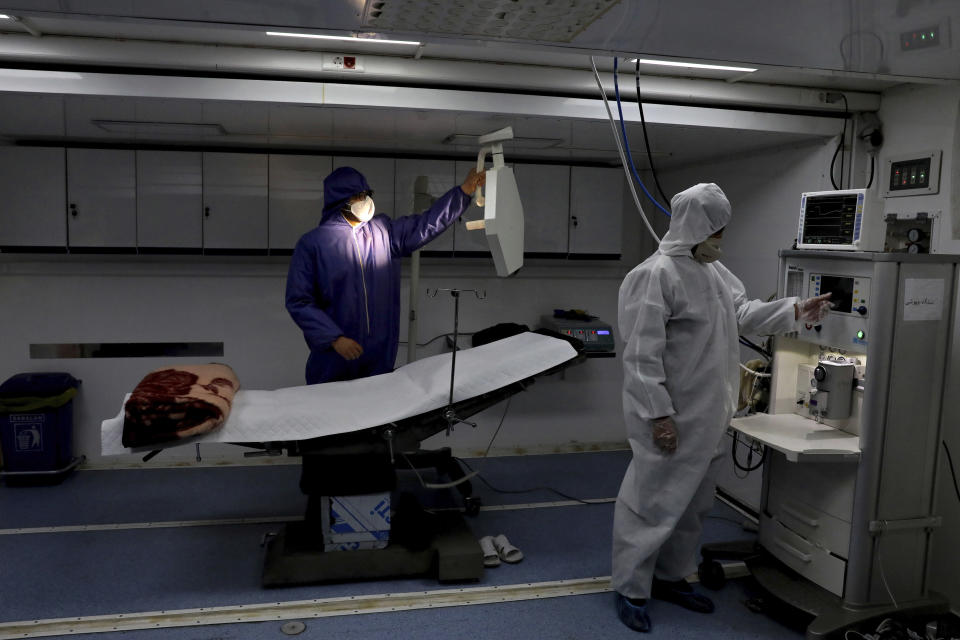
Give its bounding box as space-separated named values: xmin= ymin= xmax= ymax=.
xmin=0 ymin=14 xmax=11 ymax=19
xmin=632 ymin=58 xmax=757 ymax=73
xmin=266 ymin=31 xmax=420 ymax=46
xmin=443 ymin=134 xmax=563 ymax=149
xmin=92 ymin=120 xmax=227 ymax=136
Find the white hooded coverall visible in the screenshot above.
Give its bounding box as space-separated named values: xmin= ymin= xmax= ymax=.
xmin=612 ymin=183 xmax=799 ymax=599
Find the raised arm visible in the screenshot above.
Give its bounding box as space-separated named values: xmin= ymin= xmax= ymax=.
xmin=388 ymin=168 xmax=484 ymax=256
xmin=716 ymin=264 xmax=798 ymax=336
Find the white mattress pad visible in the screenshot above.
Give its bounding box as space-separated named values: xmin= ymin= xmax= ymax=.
xmin=101 ymin=332 xmax=576 ymax=456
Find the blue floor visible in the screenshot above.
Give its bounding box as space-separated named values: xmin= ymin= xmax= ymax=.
xmin=0 ymin=451 xmax=804 ymax=639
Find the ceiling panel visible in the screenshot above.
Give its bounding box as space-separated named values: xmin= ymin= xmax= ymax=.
xmin=0 ymin=0 xmax=956 ymax=82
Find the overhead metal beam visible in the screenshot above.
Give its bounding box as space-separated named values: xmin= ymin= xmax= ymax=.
xmin=0 ymin=69 xmax=843 ymax=138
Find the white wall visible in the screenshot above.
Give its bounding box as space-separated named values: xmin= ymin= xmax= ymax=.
xmin=0 ymin=141 xmax=844 ymax=487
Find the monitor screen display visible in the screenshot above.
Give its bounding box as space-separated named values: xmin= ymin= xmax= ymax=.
xmin=818 ymin=275 xmax=854 ymax=313
xmin=801 ymin=193 xmax=860 ymax=245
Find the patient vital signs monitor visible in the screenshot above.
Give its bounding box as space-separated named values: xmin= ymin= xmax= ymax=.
xmin=796 ymin=189 xmax=883 ymax=251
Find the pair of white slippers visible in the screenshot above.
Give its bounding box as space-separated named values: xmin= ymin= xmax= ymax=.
xmin=479 ymin=534 xmax=524 ymax=567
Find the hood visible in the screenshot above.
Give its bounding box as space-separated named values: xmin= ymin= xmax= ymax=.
xmin=657 ymin=183 xmax=731 ymax=257
xmin=322 ymin=166 xmax=372 ymax=222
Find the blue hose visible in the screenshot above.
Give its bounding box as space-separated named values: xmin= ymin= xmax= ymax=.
xmin=613 ymin=57 xmax=671 ymax=217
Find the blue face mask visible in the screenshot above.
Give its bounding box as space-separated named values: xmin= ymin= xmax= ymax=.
xmin=693 ymin=237 xmax=723 ymax=263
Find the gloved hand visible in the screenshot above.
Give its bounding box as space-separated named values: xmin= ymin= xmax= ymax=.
xmin=795 ymin=293 xmax=832 ymax=323
xmin=652 ymin=416 xmax=678 ymax=454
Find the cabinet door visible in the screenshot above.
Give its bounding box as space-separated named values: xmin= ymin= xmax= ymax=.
xmin=395 ymin=159 xmax=456 ymax=253
xmin=0 ymin=147 xmax=66 ymax=249
xmin=332 ymin=157 xmax=395 ymax=218
xmin=203 ymin=153 xmax=268 ymax=251
xmin=137 ymin=151 xmax=202 ymax=251
xmin=569 ymin=166 xmax=624 ymax=256
xmin=515 ymin=164 xmax=570 ymax=255
xmin=454 ymin=160 xmax=489 ymax=254
xmin=67 ymin=149 xmax=136 ymax=250
xmin=269 ymin=154 xmax=330 ymax=252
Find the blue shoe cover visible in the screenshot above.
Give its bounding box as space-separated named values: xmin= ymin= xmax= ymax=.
xmin=651 ymin=578 xmax=715 ymax=613
xmin=615 ymin=593 xmax=652 ymax=632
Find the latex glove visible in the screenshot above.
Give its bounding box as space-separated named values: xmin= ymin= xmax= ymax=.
xmin=795 ymin=293 xmax=832 ymax=323
xmin=460 ymin=167 xmax=487 ymax=195
xmin=332 ymin=336 xmax=363 ymax=361
xmin=652 ymin=416 xmax=678 ymax=454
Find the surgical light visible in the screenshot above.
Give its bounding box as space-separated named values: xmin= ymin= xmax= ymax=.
xmin=631 ymin=58 xmax=757 ymax=73
xmin=266 ymin=31 xmax=421 ymax=46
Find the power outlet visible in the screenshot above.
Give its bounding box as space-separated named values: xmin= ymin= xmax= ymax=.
xmin=323 ymin=54 xmax=364 ymax=72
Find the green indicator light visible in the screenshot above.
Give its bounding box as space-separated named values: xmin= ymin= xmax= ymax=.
xmin=922 ymin=34 xmax=927 ymax=39
xmin=857 ymin=330 xmax=865 ymax=340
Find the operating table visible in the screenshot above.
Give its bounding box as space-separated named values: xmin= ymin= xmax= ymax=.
xmin=101 ymin=330 xmax=586 ymax=586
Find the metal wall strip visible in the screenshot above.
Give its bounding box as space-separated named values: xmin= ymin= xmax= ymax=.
xmin=29 ymin=341 xmax=223 ymax=358
xmin=0 ymin=577 xmax=614 ymax=639
xmin=0 ymin=498 xmax=616 ymax=536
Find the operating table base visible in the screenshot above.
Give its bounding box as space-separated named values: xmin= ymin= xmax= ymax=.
xmin=262 ymin=512 xmax=483 ymax=587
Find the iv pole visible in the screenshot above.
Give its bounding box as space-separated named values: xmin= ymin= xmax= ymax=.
xmin=427 ymin=287 xmax=486 ymax=434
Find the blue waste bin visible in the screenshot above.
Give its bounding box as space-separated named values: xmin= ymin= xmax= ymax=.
xmin=0 ymin=373 xmax=81 ymax=481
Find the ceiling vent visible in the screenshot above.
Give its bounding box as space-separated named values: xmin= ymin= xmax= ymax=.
xmin=363 ymin=0 xmax=622 ymax=43
xmin=92 ymin=120 xmax=227 ymax=136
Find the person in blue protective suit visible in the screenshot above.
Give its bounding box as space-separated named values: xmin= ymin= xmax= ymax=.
xmin=612 ymin=183 xmax=832 ymax=633
xmin=286 ymin=165 xmax=484 ymax=384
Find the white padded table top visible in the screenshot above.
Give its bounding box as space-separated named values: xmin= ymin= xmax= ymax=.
xmin=102 ymin=332 xmax=577 ymax=456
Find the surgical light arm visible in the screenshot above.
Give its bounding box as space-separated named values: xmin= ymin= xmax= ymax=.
xmin=463 ymin=126 xmax=525 ymax=277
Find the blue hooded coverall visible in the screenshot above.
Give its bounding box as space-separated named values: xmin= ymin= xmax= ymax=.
xmin=285 ymin=166 xmax=470 ymax=384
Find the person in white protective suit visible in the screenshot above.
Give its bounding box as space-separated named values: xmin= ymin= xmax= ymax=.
xmin=612 ymin=183 xmax=831 ymax=633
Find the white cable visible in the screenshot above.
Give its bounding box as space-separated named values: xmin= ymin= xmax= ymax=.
xmin=401 ymin=397 xmax=512 ymax=491
xmin=589 ymin=56 xmax=661 ymax=245
xmin=874 ymin=536 xmax=900 ymax=610
xmin=739 ymin=362 xmax=772 ymax=378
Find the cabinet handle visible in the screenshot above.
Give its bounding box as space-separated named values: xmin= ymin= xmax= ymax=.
xmin=70 ymin=203 xmax=78 ymax=217
xmin=774 ymin=538 xmax=812 ymax=563
xmin=571 ymin=215 xmax=579 ymax=228
xmin=205 ymin=207 xmax=210 ymax=218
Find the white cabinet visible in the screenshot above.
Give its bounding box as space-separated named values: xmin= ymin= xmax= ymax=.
xmin=569 ymin=166 xmax=624 ymax=256
xmin=67 ymin=149 xmax=136 ymax=249
xmin=136 ymin=151 xmax=202 ymax=251
xmin=0 ymin=147 xmax=66 ymax=249
xmin=332 ymin=157 xmax=395 ymax=218
xmin=515 ymin=163 xmax=570 ymax=255
xmin=202 ymin=153 xmax=268 ymax=251
xmin=395 ymin=159 xmax=456 ymax=252
xmin=454 ymin=160 xmax=489 ymax=254
xmin=269 ymin=154 xmax=330 ymax=252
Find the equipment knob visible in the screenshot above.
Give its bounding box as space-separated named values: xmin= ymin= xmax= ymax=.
xmin=857 ymin=306 xmax=867 ymax=315
xmin=814 ymin=365 xmax=827 ymax=382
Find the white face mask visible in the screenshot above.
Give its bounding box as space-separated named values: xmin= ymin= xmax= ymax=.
xmin=349 ymin=196 xmax=375 ymax=222
xmin=693 ymin=237 xmax=723 ymax=263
